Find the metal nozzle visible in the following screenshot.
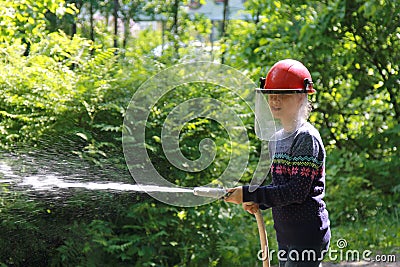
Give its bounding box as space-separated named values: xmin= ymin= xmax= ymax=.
xmin=193 ymin=187 xmax=228 ymax=199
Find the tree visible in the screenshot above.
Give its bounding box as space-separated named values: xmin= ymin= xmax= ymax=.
xmin=223 ymin=0 xmax=399 ymax=224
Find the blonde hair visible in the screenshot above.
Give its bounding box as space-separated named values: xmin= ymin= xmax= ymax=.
xmin=300 ymin=95 xmax=312 ymax=120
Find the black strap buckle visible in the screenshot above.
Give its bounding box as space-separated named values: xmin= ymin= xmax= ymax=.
xmin=304 ymin=78 xmax=313 ymax=92
xmin=259 ymin=77 xmax=266 ymax=89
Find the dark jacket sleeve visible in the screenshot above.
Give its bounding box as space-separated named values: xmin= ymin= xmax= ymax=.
xmin=242 ymin=133 xmax=323 ymax=207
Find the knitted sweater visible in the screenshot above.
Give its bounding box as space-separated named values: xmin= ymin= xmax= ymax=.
xmin=243 ymin=122 xmax=330 ymax=246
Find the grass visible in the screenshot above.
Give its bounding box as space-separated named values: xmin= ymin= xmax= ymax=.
xmin=327 ymin=209 xmax=399 ymax=264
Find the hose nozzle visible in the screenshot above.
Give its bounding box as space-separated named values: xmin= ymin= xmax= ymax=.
xmin=193 ymin=187 xmax=230 ymax=199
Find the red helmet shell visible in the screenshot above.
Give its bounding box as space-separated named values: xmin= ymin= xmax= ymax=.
xmin=264 ymin=59 xmax=315 ymax=94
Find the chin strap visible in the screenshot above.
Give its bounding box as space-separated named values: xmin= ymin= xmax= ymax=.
xmin=303 ymin=78 xmax=314 ymax=93
xmin=259 ymin=77 xmax=266 ymax=89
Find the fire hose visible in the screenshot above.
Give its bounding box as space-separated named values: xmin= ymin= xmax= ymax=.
xmin=193 ymin=187 xmax=270 ymax=267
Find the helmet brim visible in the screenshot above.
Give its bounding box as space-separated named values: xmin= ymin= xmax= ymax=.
xmin=255 ymin=88 xmax=316 ymax=94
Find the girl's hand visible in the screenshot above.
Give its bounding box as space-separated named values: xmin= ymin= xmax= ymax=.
xmin=242 ymin=202 xmax=259 ymax=215
xmin=224 ymin=187 xmax=243 ymax=204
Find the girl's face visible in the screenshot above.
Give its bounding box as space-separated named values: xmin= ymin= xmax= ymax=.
xmin=267 ymin=94 xmax=304 ymax=122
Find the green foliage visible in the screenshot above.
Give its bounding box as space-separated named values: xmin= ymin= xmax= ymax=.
xmin=0 ymin=184 xmax=52 ymax=266
xmin=325 ymin=147 xmax=399 ymax=261
xmin=51 ymin=199 xmax=275 ymax=267
xmin=0 ymin=39 xmax=75 ymax=146
xmin=144 ymin=82 xmax=256 ymax=189
xmin=0 ymin=0 xmax=399 ymax=266
xmin=0 ymin=0 xmax=69 ymax=43
xmin=0 ymin=17 xmax=158 ymax=164
xmin=326 ymin=148 xmax=399 ymax=225
xmin=331 ymin=211 xmax=400 ymax=257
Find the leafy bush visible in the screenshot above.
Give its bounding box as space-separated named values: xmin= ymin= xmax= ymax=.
xmin=51 ymin=199 xmax=275 ymax=267
xmin=325 ymin=149 xmax=399 ymax=226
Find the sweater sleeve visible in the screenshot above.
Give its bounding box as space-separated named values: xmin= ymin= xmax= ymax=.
xmin=243 ymin=133 xmax=324 ymax=207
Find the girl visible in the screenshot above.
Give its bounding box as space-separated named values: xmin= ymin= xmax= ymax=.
xmin=225 ymin=59 xmax=331 ymax=267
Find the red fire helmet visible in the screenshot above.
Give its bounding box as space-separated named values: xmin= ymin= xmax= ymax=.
xmin=259 ymin=59 xmax=316 ymax=94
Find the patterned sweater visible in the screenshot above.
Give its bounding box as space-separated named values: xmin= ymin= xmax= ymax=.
xmin=243 ymin=122 xmax=330 ymax=246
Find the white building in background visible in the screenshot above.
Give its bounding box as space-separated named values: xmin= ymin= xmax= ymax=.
xmin=185 ymin=0 xmax=251 ymax=21
xmin=132 ymin=0 xmax=251 ymax=38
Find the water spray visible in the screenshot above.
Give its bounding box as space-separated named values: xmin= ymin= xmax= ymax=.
xmin=193 ymin=187 xmax=270 ymax=267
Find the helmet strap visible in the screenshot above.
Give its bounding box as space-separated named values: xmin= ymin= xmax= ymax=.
xmin=303 ymin=78 xmax=313 ymax=93
xmin=259 ymin=77 xmax=266 ymax=89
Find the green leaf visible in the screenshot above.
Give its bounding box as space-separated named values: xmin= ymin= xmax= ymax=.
xmin=76 ymin=132 xmax=88 ymax=141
